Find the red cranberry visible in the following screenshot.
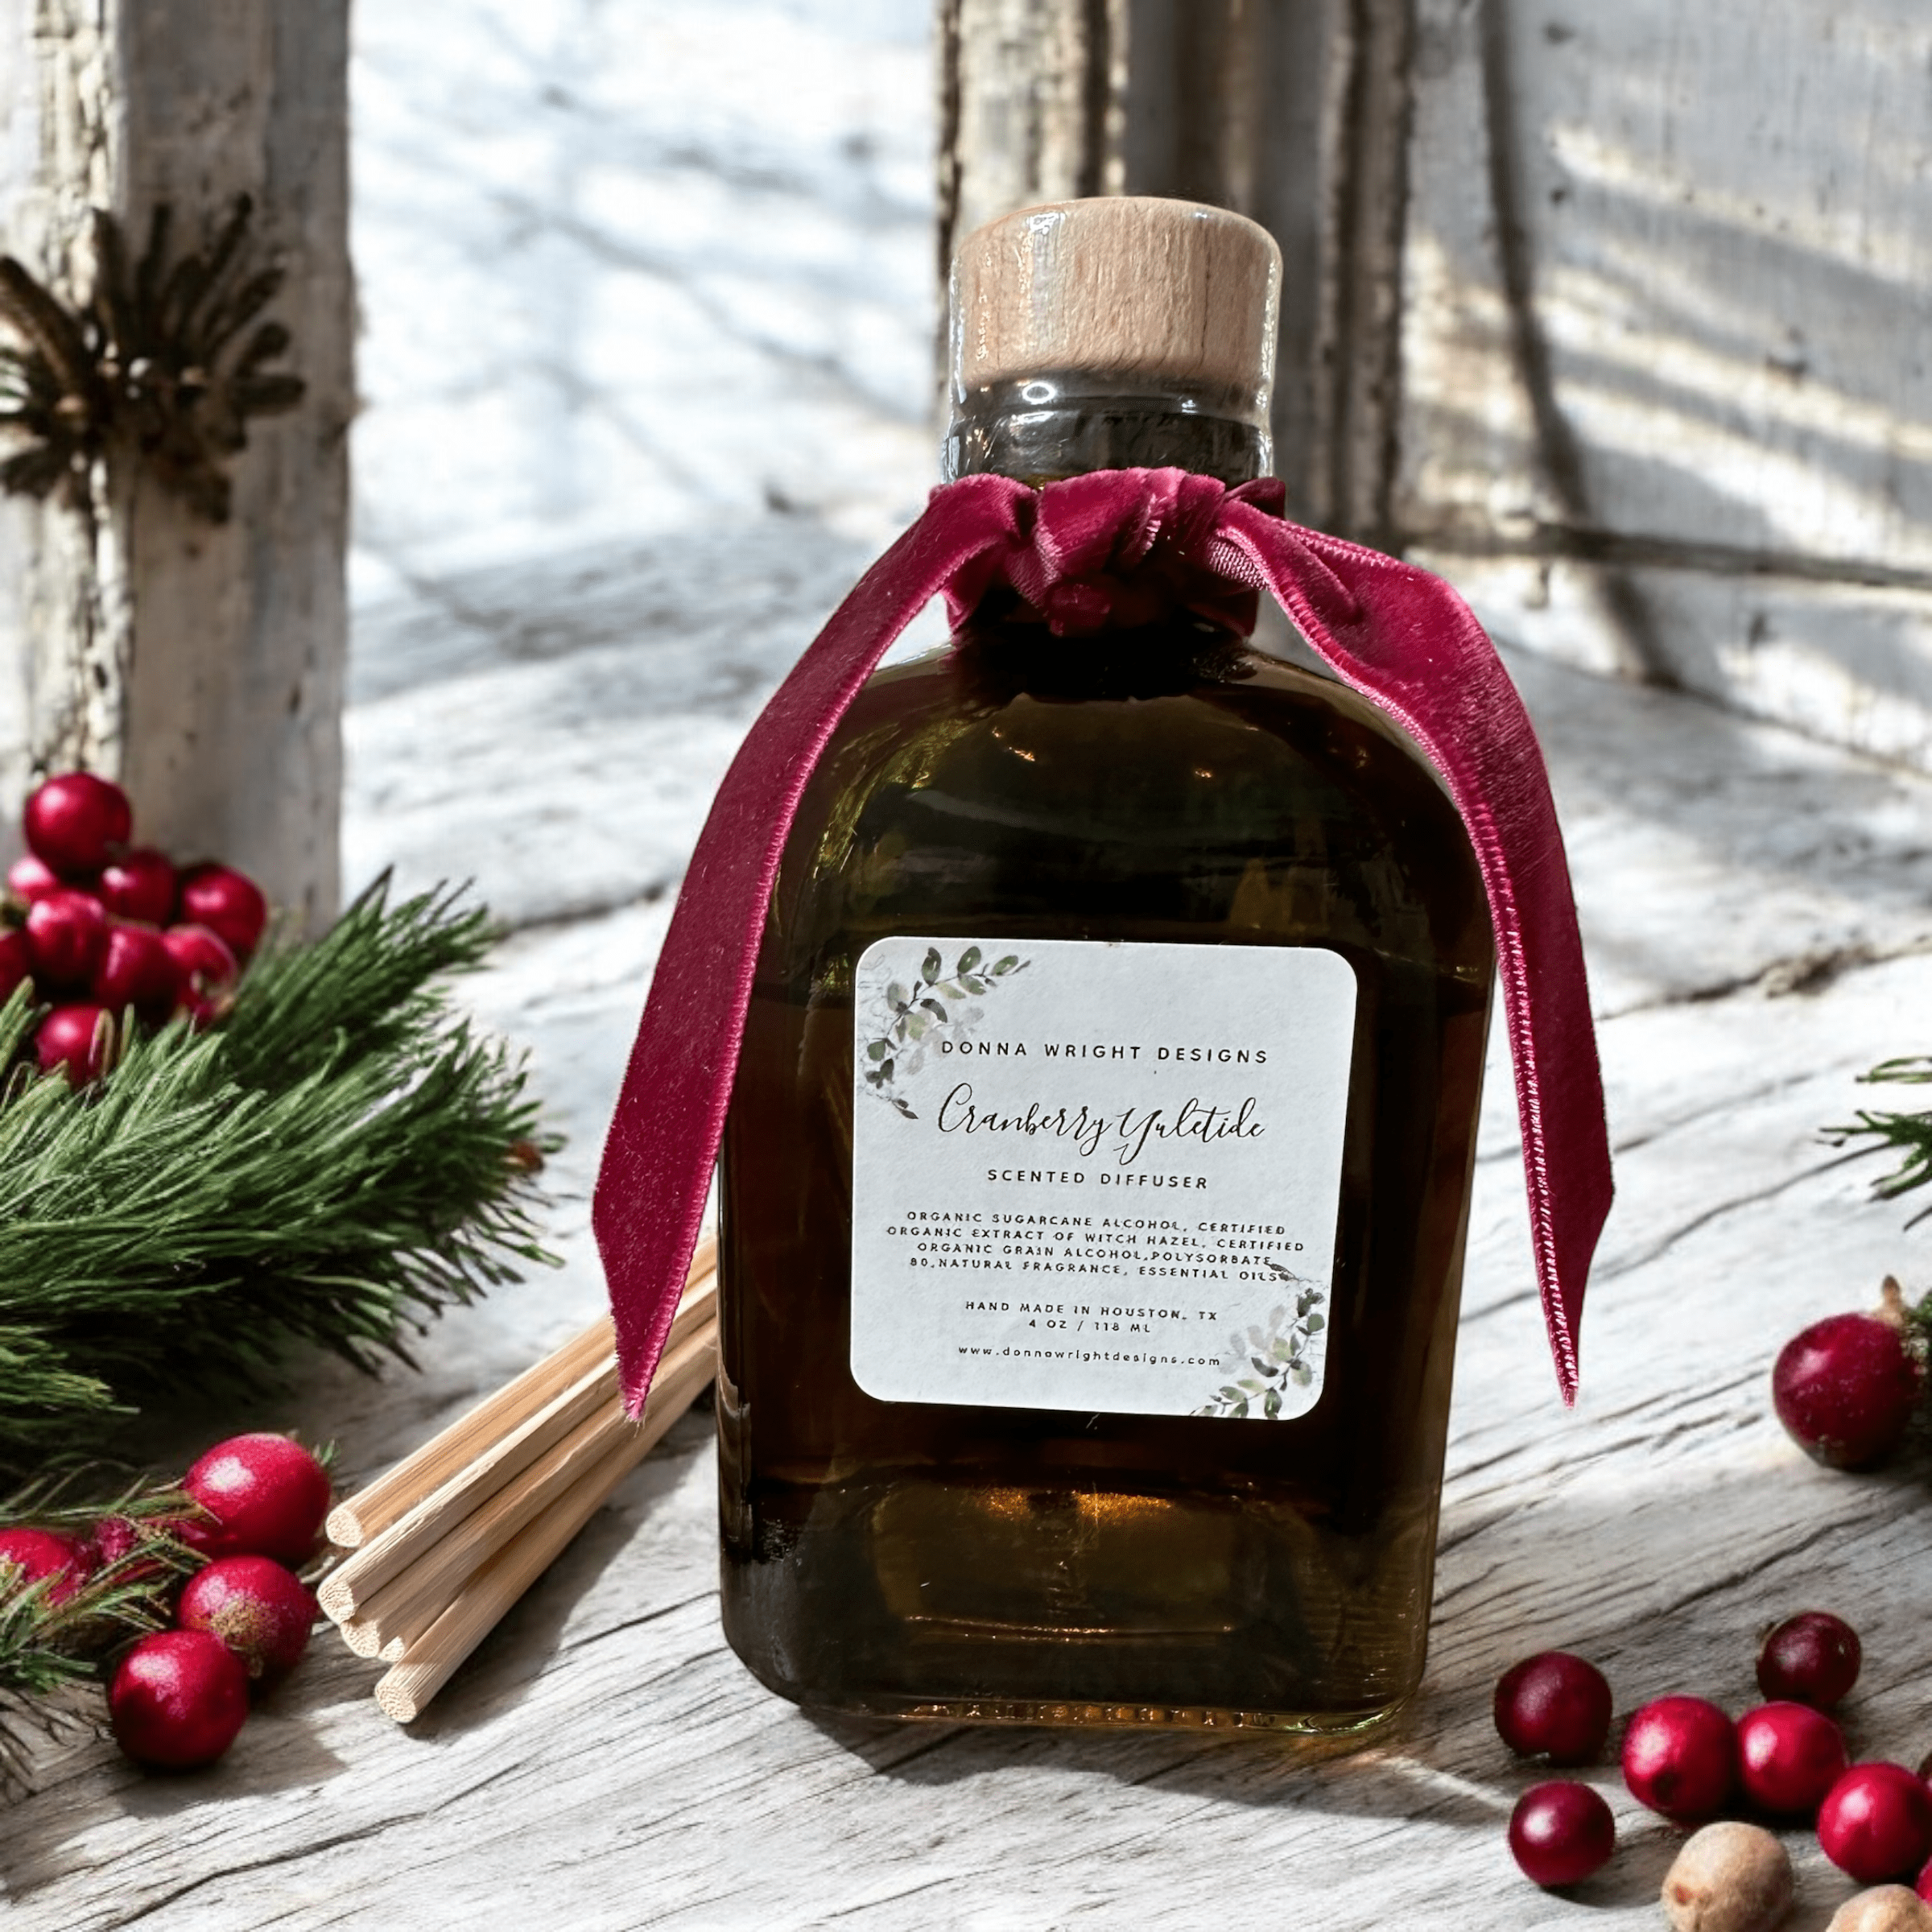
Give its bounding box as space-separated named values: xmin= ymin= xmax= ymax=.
xmin=1758 ymin=1609 xmax=1862 ymax=1709
xmin=24 ymin=887 xmax=108 ymax=988
xmin=1818 ymin=1763 xmax=1932 ymax=1882
xmin=35 ymin=1003 xmax=114 ymax=1084
xmin=0 ymin=927 xmax=30 ymax=1004
xmin=1737 ymin=1699 xmax=1847 ymax=1815
xmin=97 ymin=848 xmax=177 ymax=925
xmin=1919 ymin=1853 xmax=1932 ymax=1902
xmin=1622 ymin=1695 xmax=1737 ymax=1823
xmin=179 ymin=1556 xmax=317 ymax=1682
xmin=183 ymin=1435 xmax=331 ymax=1564
xmin=80 ymin=1513 xmax=175 ymax=1587
xmin=92 ymin=923 xmax=183 ymax=1023
xmin=1507 ymin=1780 xmax=1616 ymax=1888
xmin=1494 ymin=1651 xmax=1614 ymax=1765
xmin=175 ymin=864 xmax=267 ymax=961
xmin=6 ymin=852 xmax=64 ymax=903
xmin=163 ymin=922 xmax=238 ymax=997
xmin=1774 ymin=1306 xmax=1923 ymax=1468
xmin=0 ymin=1527 xmax=90 ymax=1605
xmin=23 ymin=773 xmax=131 ymax=878
xmin=108 ymin=1629 xmax=249 ymax=1769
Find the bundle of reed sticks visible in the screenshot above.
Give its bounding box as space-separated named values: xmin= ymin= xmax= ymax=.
xmin=320 ymin=1234 xmax=718 ymax=1723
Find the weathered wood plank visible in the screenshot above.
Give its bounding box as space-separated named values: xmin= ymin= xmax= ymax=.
xmin=935 ymin=0 xmax=1411 ymax=536
xmin=0 ymin=0 xmax=351 ymax=924
xmin=1399 ymin=0 xmax=1932 ymax=759
xmin=10 ymin=555 xmax=1932 ymax=1927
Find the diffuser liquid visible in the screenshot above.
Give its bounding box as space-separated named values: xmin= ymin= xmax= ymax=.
xmin=718 ymin=613 xmax=1492 ymax=1731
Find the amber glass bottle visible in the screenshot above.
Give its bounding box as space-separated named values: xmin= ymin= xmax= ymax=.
xmin=717 ymin=199 xmax=1493 ymax=1732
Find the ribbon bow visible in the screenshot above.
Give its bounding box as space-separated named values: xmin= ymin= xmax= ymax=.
xmin=592 ymin=469 xmax=1612 ymax=1410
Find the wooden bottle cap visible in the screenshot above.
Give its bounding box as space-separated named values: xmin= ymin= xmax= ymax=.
xmin=949 ymin=196 xmax=1280 ymax=420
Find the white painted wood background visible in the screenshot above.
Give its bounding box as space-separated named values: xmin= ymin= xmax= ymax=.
xmin=0 ymin=2 xmax=1930 ymax=1926
xmin=0 ymin=0 xmax=353 ymax=927
xmin=1400 ymin=0 xmax=1932 ymax=767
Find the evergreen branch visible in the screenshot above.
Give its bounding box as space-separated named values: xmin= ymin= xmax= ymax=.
xmin=0 ymin=1468 xmax=200 ymax=1791
xmin=0 ymin=877 xmax=557 ymax=1475
xmin=1828 ymin=1055 xmax=1932 ymax=1222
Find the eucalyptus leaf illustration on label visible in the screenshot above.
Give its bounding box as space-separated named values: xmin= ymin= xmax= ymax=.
xmin=848 ymin=935 xmax=1357 ymax=1419
xmin=859 ymin=942 xmax=1029 ymax=1117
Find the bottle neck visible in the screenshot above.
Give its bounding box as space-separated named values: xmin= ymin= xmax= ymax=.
xmin=942 ymin=374 xmax=1271 ymax=488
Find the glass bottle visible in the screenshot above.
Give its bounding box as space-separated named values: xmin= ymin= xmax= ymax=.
xmin=716 ymin=197 xmax=1493 ymax=1734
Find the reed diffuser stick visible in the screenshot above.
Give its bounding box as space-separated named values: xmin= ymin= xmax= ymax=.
xmin=319 ymin=1269 xmax=716 ymax=1623
xmin=325 ymin=1229 xmax=718 ymax=1549
xmin=373 ymin=1331 xmax=716 ymax=1724
xmin=346 ymin=1322 xmax=714 ymax=1660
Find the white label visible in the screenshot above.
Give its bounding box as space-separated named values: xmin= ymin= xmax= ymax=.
xmin=850 ymin=935 xmax=1356 ymax=1420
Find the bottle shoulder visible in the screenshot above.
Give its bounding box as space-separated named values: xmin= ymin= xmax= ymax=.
xmin=772 ymin=617 xmax=1492 ymax=976
xmin=824 ymin=623 xmax=1469 ymax=847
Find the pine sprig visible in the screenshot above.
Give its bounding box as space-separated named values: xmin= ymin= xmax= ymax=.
xmin=0 ymin=876 xmax=557 ymax=1474
xmin=0 ymin=1468 xmax=199 ymax=1789
xmin=1831 ymin=1055 xmax=1932 ymax=1220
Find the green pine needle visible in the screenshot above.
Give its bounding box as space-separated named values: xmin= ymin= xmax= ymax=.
xmin=0 ymin=1468 xmax=201 ymax=1789
xmin=1830 ymin=1055 xmax=1932 ymax=1221
xmin=0 ymin=874 xmax=557 ymax=1476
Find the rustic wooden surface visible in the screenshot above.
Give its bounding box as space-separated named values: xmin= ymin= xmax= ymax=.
xmin=0 ymin=0 xmax=352 ymax=927
xmin=1398 ymin=0 xmax=1932 ymax=766
xmin=936 ymin=0 xmax=1415 ymax=543
xmin=5 ymin=532 xmax=1932 ymax=1927
xmin=940 ymin=0 xmax=1932 ymax=767
xmin=4 ymin=1 xmax=1931 ymax=1922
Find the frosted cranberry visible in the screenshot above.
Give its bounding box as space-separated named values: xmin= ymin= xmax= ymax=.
xmin=1758 ymin=1610 xmax=1862 ymax=1709
xmin=178 ymin=1556 xmax=317 ymax=1682
xmin=1818 ymin=1763 xmax=1932 ymax=1883
xmin=1737 ymin=1700 xmax=1847 ymax=1815
xmin=93 ymin=923 xmax=183 ymax=1023
xmin=0 ymin=1527 xmax=90 ymax=1605
xmin=6 ymin=852 xmax=63 ymax=903
xmin=1507 ymin=1780 xmax=1615 ymax=1888
xmin=1774 ymin=1312 xmax=1923 ymax=1468
xmin=108 ymin=1629 xmax=249 ymax=1770
xmin=23 ymin=772 xmax=131 ymax=878
xmin=176 ymin=864 xmax=267 ymax=961
xmin=1622 ymin=1696 xmax=1737 ymax=1823
xmin=35 ymin=1003 xmax=113 ymax=1084
xmin=24 ymin=887 xmax=108 ymax=988
xmin=0 ymin=927 xmax=30 ymax=1003
xmin=79 ymin=1513 xmax=176 ymax=1588
xmin=97 ymin=848 xmax=177 ymax=925
xmin=1495 ymin=1650 xmax=1614 ymax=1765
xmin=183 ymin=1435 xmax=331 ymax=1563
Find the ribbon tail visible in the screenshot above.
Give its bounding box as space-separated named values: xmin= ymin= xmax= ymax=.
xmin=1217 ymin=502 xmax=1612 ymax=1403
xmin=592 ymin=476 xmax=1034 ymax=1413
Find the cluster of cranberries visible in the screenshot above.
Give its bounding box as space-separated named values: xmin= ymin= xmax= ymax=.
xmin=1499 ymin=1613 xmax=1932 ymax=1918
xmin=0 ymin=1434 xmax=328 ymax=1771
xmin=3 ymin=771 xmax=268 ymax=1084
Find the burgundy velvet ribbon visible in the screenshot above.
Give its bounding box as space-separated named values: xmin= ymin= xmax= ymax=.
xmin=592 ymin=468 xmax=1612 ymax=1410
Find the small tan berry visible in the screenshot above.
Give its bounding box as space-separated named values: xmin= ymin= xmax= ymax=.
xmin=1662 ymin=1822 xmax=1794 ymax=1932
xmin=1825 ymin=1888 xmax=1932 ymax=1932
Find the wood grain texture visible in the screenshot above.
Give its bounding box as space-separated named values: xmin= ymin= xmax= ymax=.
xmin=5 ymin=520 xmax=1932 ymax=1924
xmin=934 ymin=0 xmax=1403 ymax=533
xmin=1397 ymin=0 xmax=1932 ymax=759
xmin=322 ymin=1263 xmax=716 ymax=1600
xmin=949 ymin=196 xmax=1278 ymax=398
xmin=0 ymin=0 xmax=351 ymax=926
xmin=373 ymin=1327 xmax=720 ymax=1724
